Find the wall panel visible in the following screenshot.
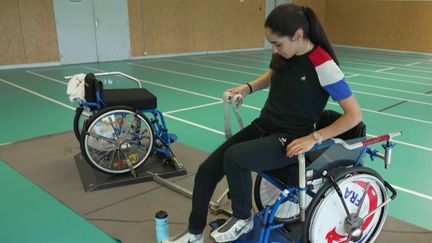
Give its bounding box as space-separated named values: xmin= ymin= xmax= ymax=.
xmin=142 ymin=0 xmax=162 ymax=55
xmin=293 ymin=0 xmax=327 ymax=28
xmin=160 ymin=0 xmax=196 ymax=54
xmin=325 ymin=0 xmax=432 ymax=53
xmin=19 ymin=0 xmax=59 ymax=63
xmin=193 ymin=0 xmax=224 ymax=51
xmin=0 ymin=1 xmax=26 ymax=65
xmin=128 ymin=0 xmax=145 ymax=57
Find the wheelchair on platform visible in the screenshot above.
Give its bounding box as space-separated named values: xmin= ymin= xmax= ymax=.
xmin=215 ymin=105 xmax=401 ymax=243
xmin=222 ymin=109 xmax=401 ymax=243
xmin=66 ymin=72 xmax=182 ymax=175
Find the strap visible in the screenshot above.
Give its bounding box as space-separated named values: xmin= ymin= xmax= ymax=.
xmin=223 ymin=91 xmax=244 ymax=139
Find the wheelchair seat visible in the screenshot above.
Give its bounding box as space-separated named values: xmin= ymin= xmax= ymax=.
xmin=84 ymin=73 xmax=157 ymax=110
xmin=262 ymin=110 xmax=366 ymax=187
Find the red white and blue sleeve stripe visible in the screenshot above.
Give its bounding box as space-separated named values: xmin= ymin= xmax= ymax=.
xmin=308 ymin=46 xmax=352 ymax=101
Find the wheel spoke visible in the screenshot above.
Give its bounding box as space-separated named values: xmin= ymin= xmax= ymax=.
xmin=355 ymin=182 xmax=370 ymax=218
xmin=87 ymin=132 xmax=116 ymax=143
xmin=329 ymin=176 xmax=352 ymax=219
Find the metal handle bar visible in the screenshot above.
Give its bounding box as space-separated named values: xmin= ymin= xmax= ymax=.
xmin=64 ymin=72 xmax=142 ymax=88
xmin=330 ymin=131 xmax=401 ymax=150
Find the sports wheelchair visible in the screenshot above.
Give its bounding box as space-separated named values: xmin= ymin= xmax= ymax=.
xmin=231 ymin=110 xmax=400 ymax=243
xmin=66 ymin=72 xmax=181 ymax=175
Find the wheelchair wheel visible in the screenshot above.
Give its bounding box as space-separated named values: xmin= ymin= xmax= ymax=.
xmin=73 ymin=106 xmax=92 ymax=141
xmin=80 ymin=105 xmax=154 ymax=174
xmin=303 ymin=167 xmax=388 ymax=243
xmin=253 ymin=174 xmax=315 ymax=223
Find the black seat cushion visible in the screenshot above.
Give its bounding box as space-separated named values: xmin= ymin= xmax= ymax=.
xmin=103 ymin=88 xmax=157 ymax=110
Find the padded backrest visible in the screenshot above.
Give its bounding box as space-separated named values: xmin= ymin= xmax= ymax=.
xmin=84 ymin=73 xmax=103 ymax=102
xmin=316 ymin=110 xmax=366 ymax=140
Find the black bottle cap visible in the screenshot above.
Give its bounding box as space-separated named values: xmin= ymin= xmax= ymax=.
xmin=155 ymin=210 xmax=168 ymax=219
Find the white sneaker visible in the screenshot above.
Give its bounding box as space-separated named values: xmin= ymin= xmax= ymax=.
xmin=162 ymin=230 xmax=204 ymax=243
xmin=210 ymin=216 xmax=254 ymax=242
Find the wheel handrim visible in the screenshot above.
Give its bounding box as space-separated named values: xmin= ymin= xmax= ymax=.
xmin=84 ymin=109 xmax=153 ymax=174
xmin=309 ymin=174 xmax=387 ymax=243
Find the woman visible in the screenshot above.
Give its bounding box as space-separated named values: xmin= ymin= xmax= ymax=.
xmin=164 ymin=3 xmax=362 ymax=243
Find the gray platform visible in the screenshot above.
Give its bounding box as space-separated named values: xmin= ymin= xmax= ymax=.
xmin=74 ymin=153 xmax=187 ymax=192
xmin=0 ymin=131 xmax=430 ymax=243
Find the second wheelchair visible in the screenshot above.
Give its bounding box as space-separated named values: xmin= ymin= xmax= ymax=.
xmin=67 ymin=72 xmax=181 ymax=175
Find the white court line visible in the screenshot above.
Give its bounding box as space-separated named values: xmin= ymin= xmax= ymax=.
xmin=0 ymin=142 xmax=11 ymax=147
xmin=352 ymin=90 xmax=432 ymax=106
xmin=4 ymin=71 xmax=432 ymax=201
xmin=192 ymin=56 xmax=432 ymax=96
xmin=0 ymin=78 xmax=75 ymax=111
xmin=160 ymin=57 xmax=432 ymax=103
xmin=164 ymin=101 xmax=222 ymax=114
xmin=126 ymin=63 xmax=432 ymax=125
xmin=223 ymin=54 xmax=432 ymax=86
xmin=128 ymin=62 xmax=241 ymax=86
xmin=375 ymin=67 xmax=395 ymax=72
xmin=374 ymin=67 xmax=395 ymax=73
xmin=163 ymin=114 xmax=225 ymax=136
xmin=348 ymin=81 xmax=432 ymax=98
xmin=340 ymin=59 xmax=432 ymax=73
xmin=187 ymin=57 xmax=432 ymax=99
xmin=190 ymin=57 xmax=269 ymax=71
xmin=99 ymin=66 xmax=432 ymax=126
xmin=26 ymin=71 xmax=67 ymax=85
xmin=345 ymin=72 xmax=432 ymax=87
xmin=405 ymin=62 xmax=422 ymax=67
xmin=25 ymin=64 xmax=428 ymax=143
xmin=392 ymin=185 xmax=432 ymax=201
xmin=329 ymin=103 xmax=432 ymax=125
xmin=332 ymin=48 xmax=432 ymax=63
xmin=232 ymin=53 xmax=432 ymax=82
xmin=167 ymin=59 xmax=261 ymax=76
xmin=239 ymin=51 xmax=432 ymax=73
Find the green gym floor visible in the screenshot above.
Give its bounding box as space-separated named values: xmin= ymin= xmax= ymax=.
xmin=1 ymin=45 xmax=431 ymax=238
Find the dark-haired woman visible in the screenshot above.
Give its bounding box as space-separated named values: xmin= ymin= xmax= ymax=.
xmin=164 ymin=4 xmax=362 ymax=243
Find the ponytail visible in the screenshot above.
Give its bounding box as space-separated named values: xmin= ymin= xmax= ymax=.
xmin=302 ymin=6 xmax=339 ymax=65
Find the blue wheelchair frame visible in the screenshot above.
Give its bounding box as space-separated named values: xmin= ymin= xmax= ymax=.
xmin=250 ymin=134 xmax=399 ymax=243
xmin=67 ymin=72 xmax=181 ymax=173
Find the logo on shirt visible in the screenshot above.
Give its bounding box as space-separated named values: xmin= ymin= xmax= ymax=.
xmin=300 ymin=75 xmax=307 ymax=81
xmin=278 ymin=137 xmax=287 ymax=146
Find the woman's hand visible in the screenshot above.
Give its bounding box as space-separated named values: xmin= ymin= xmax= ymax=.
xmin=286 ymin=134 xmax=316 ymax=157
xmin=226 ymin=84 xmax=250 ymax=98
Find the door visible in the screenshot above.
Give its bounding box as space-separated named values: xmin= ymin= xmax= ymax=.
xmin=264 ymin=0 xmax=291 ymax=49
xmin=53 ymin=0 xmax=98 ymax=64
xmin=53 ymin=0 xmax=131 ymax=64
xmin=93 ymin=0 xmax=131 ymax=62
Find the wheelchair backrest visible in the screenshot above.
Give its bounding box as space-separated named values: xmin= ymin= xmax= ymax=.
xmin=84 ymin=73 xmax=103 ymax=102
xmin=306 ymin=110 xmax=367 ymax=177
xmin=316 ymin=109 xmax=366 ymax=139
xmin=262 ymin=110 xmax=367 ymax=186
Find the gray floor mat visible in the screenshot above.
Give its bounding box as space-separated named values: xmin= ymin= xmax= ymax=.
xmin=0 ymin=132 xmax=430 ymax=243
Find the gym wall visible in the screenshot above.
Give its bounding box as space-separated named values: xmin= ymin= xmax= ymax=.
xmin=128 ymin=0 xmax=265 ymax=57
xmin=0 ymin=0 xmax=59 ymax=66
xmin=0 ymin=0 xmax=265 ymax=66
xmin=2 ymin=0 xmax=432 ymax=66
xmin=295 ymin=0 xmax=432 ymax=53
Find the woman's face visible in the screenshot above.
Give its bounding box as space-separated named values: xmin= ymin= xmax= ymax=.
xmin=265 ymin=28 xmax=302 ymax=59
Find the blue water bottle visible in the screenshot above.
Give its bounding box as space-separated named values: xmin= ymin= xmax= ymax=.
xmin=155 ymin=210 xmax=169 ymax=243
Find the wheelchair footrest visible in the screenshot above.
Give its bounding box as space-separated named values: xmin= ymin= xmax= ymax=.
xmin=169 ymin=133 xmax=177 ymax=143
xmin=233 ymin=214 xmax=297 ymax=243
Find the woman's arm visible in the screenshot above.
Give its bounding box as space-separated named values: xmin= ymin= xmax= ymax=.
xmin=286 ymin=95 xmax=362 ymax=157
xmin=316 ymin=95 xmax=362 ymax=141
xmin=228 ymin=70 xmax=273 ymax=96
